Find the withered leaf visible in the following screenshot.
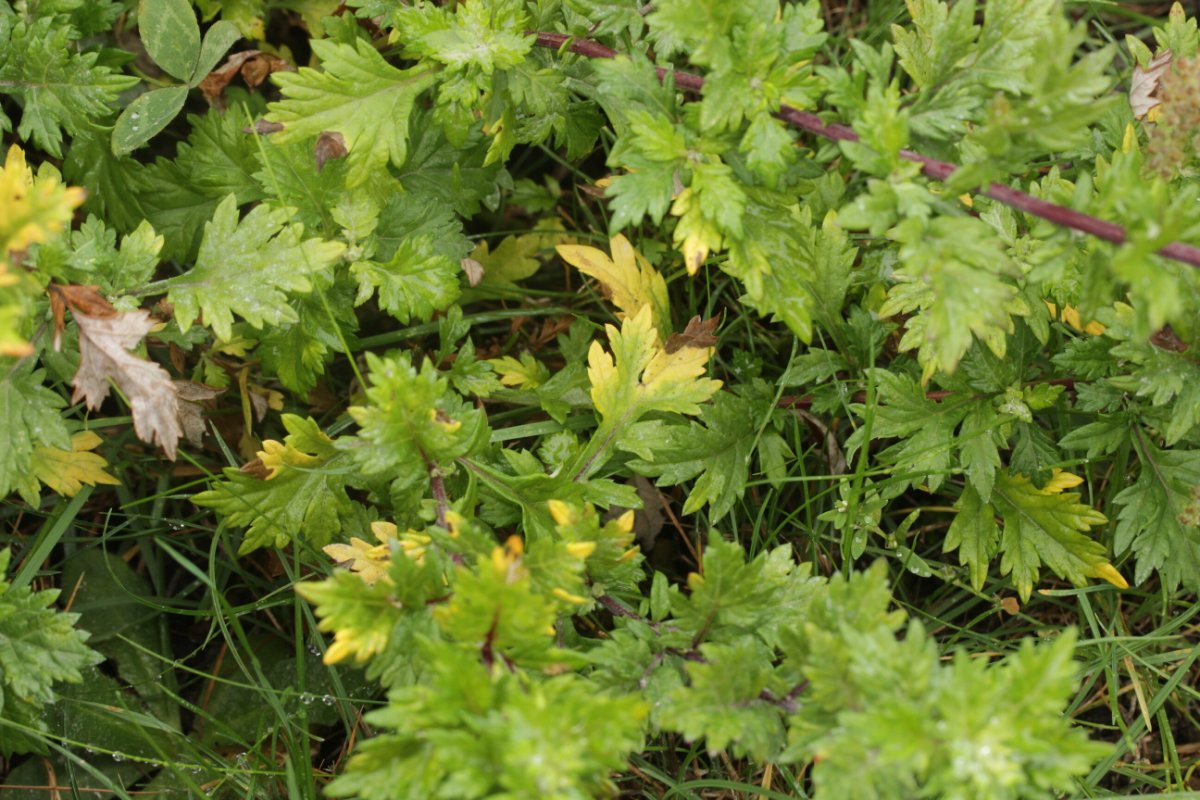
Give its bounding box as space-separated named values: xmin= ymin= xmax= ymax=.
xmin=175 ymin=380 xmax=225 ymax=448
xmin=314 ymin=131 xmax=348 ymax=171
xmin=71 ymin=308 xmax=181 ymax=459
xmin=664 ymin=314 xmax=720 ymax=354
xmin=1150 ymin=324 xmax=1189 ymax=353
xmin=48 ymin=284 xmax=114 ymax=351
xmin=461 ymin=256 xmax=485 ymax=287
xmin=1130 ymin=49 xmax=1172 ymax=120
xmin=200 ymin=50 xmax=292 ymax=107
xmin=243 ymin=119 xmax=285 ymax=135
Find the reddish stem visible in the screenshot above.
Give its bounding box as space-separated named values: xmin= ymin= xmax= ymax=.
xmin=531 ymin=32 xmax=1200 ymax=269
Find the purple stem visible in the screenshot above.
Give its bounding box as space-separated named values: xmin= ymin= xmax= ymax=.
xmin=531 ymin=31 xmax=1200 ymax=269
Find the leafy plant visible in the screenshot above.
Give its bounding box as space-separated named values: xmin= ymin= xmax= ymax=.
xmin=0 ymin=548 xmax=103 ymax=757
xmin=4 ymin=0 xmax=1200 ymax=796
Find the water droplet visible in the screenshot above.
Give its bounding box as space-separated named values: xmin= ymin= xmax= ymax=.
xmin=131 ymin=125 xmax=140 ymax=132
xmin=131 ymin=112 xmax=140 ymax=120
xmin=300 ymin=692 xmax=313 ymax=705
xmin=113 ymin=753 xmax=125 ymax=762
xmin=322 ymin=694 xmax=335 ymax=706
xmin=308 ymin=644 xmax=320 ymax=656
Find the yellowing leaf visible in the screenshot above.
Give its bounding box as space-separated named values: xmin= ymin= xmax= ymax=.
xmin=0 ymin=145 xmax=86 ymax=356
xmin=266 ymin=39 xmax=436 ymax=186
xmin=29 ymin=431 xmax=120 ymax=497
xmin=0 ymin=144 xmax=86 ymax=255
xmin=991 ymin=471 xmax=1123 ymax=601
xmin=1045 ymin=301 xmax=1106 ymax=336
xmin=70 ymin=307 xmax=181 ymax=459
xmin=489 ymin=351 xmax=549 ymax=388
xmin=1042 ymin=469 xmax=1084 ymax=493
xmin=588 ymin=305 xmax=722 ymax=422
xmin=323 ymin=521 xmax=400 ymax=585
xmin=258 ymin=437 xmax=323 ymax=479
xmin=473 ymin=220 xmax=571 ymax=289
xmin=557 ymin=234 xmax=670 ymax=338
xmin=670 ymin=186 xmax=723 ymax=276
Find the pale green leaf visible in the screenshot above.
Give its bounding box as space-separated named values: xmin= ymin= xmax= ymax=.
xmin=165 ymin=194 xmax=346 ymax=340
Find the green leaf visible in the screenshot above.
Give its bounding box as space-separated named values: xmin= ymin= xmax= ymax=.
xmin=991 ymin=471 xmax=1122 ymax=601
xmin=881 ymin=215 xmax=1028 ymax=380
xmin=0 ymin=547 xmax=103 ymax=757
xmin=111 ymin=86 xmax=188 ymax=156
xmin=0 ymin=16 xmax=138 ymax=158
xmin=958 ymin=402 xmax=1001 ymax=501
xmin=31 ymin=216 xmax=163 ymax=296
xmin=349 ymin=193 xmax=469 ymax=324
xmin=134 ymin=104 xmax=269 ymax=262
xmin=622 ymin=387 xmax=770 ymax=522
xmin=193 ymin=415 xmax=359 ymax=554
xmin=891 ymin=0 xmax=978 ymax=90
xmin=673 ymin=537 xmax=816 ymax=648
xmin=725 ymin=196 xmax=855 ymax=344
xmin=1114 ymin=438 xmax=1200 ymax=592
xmin=255 ymin=282 xmax=358 ymax=396
xmin=191 ymin=20 xmax=242 ymax=86
xmin=165 ymin=194 xmax=346 ymax=341
xmin=395 ymin=110 xmax=509 ymax=217
xmin=325 ymin=645 xmax=645 ymax=799
xmin=1108 ymin=342 xmax=1200 ymax=445
xmin=847 ymin=370 xmax=966 ymax=493
xmin=945 ymin=484 xmax=1000 ymax=591
xmin=62 ymin=131 xmax=148 ymax=233
xmin=253 ymin=134 xmax=348 ymax=235
xmin=605 ymin=110 xmax=687 ymax=231
xmin=267 ymin=38 xmax=436 ymax=186
xmin=795 ymin=620 xmax=1107 ymax=800
xmin=659 ymin=638 xmax=787 ymax=760
xmin=344 ymin=352 xmax=489 ymax=495
xmin=0 ymin=365 xmax=70 ymax=504
xmin=138 ymin=0 xmax=201 ymax=81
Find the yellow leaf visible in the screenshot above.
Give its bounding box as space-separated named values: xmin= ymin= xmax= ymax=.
xmin=258 ymin=438 xmax=322 ymax=479
xmin=1042 ymin=469 xmax=1084 ymax=493
xmin=0 ymin=144 xmax=86 ymax=255
xmin=557 ymin=233 xmax=671 ymax=337
xmin=588 ymin=305 xmax=722 ymax=421
xmin=1045 ymin=301 xmax=1106 ymax=336
xmin=30 ymin=431 xmax=121 ymax=497
xmin=488 ymin=352 xmax=548 ymax=388
xmin=323 ymin=521 xmax=399 ymax=585
xmin=670 ymin=186 xmax=723 ymax=275
xmin=1092 ymin=562 xmax=1129 ymax=590
xmin=0 ymin=145 xmax=85 ymax=356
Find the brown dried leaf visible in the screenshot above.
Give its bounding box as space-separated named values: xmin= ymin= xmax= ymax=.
xmin=314 ymin=131 xmax=348 ymax=171
xmin=461 ymin=257 xmax=485 ymax=287
xmin=175 ymin=380 xmax=225 ymax=447
xmin=49 ymin=284 xmax=115 ymax=350
xmin=243 ymin=119 xmax=285 ymax=135
xmin=664 ymin=314 xmax=720 ymax=354
xmin=71 ymin=309 xmax=181 ymax=459
xmin=1130 ymin=50 xmax=1173 ymax=119
xmin=200 ymin=50 xmax=292 ymax=107
xmin=1150 ymin=324 xmax=1189 ymax=353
